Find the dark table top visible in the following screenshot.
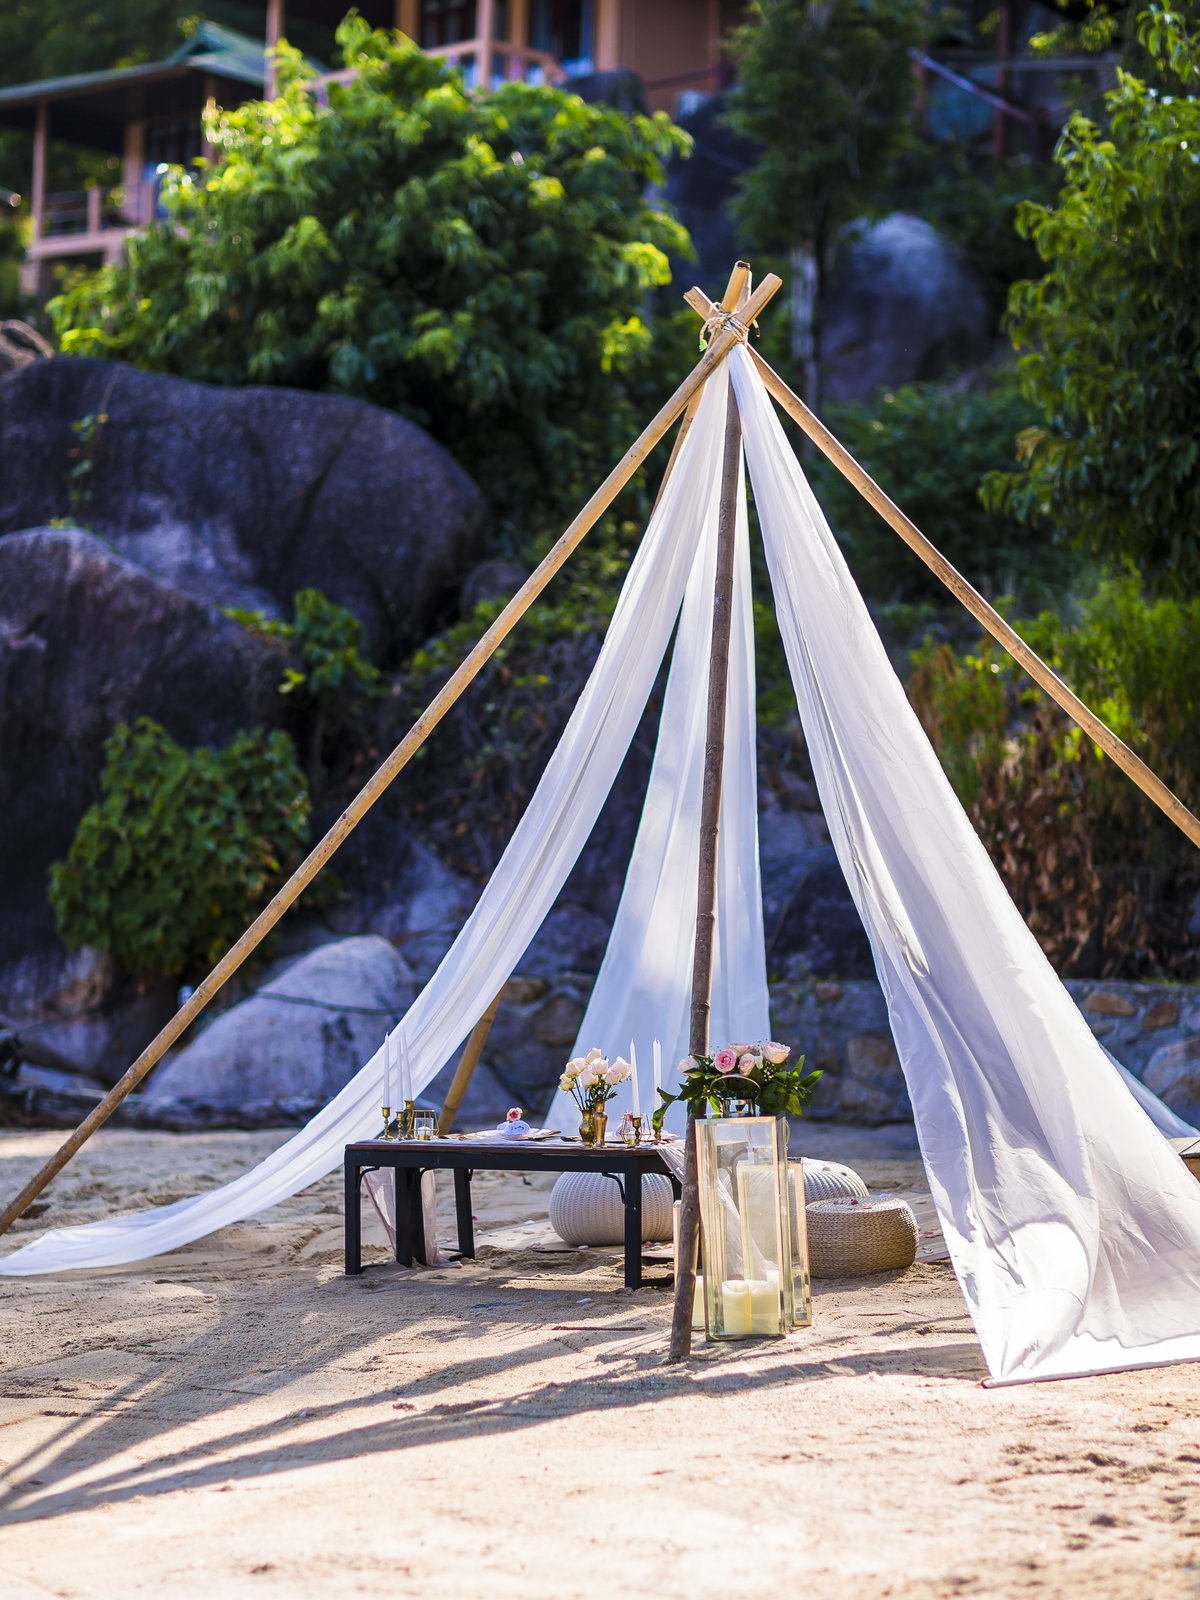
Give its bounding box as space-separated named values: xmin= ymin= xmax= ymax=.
xmin=345 ymin=1136 xmax=678 ymax=1172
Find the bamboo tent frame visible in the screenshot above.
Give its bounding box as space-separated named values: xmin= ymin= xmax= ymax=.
xmin=2 ymin=263 xmax=1198 ymax=1367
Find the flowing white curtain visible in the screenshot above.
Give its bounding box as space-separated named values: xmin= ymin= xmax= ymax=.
xmin=0 ymin=374 xmax=732 ymax=1277
xmin=730 ymin=343 xmax=1200 ymax=1384
xmin=546 ymin=393 xmax=770 ymax=1137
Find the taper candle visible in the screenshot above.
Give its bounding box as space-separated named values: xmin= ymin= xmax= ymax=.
xmin=400 ymin=1030 xmax=412 ymax=1105
xmin=630 ymin=1039 xmax=640 ymax=1117
xmin=653 ymin=1038 xmax=661 ymax=1099
xmin=383 ymin=1029 xmax=392 ymax=1109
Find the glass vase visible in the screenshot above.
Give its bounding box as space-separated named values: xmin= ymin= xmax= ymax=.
xmin=695 ymin=1114 xmax=811 ymax=1339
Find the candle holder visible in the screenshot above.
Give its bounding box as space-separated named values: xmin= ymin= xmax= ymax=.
xmin=402 ymin=1099 xmax=416 ymax=1139
xmin=630 ymin=1114 xmax=643 ymax=1146
xmin=380 ymin=1105 xmax=393 ymax=1140
xmin=695 ymin=1113 xmax=811 ymax=1339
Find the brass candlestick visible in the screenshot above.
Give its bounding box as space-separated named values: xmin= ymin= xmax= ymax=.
xmin=381 ymin=1105 xmax=392 ymax=1140
xmin=631 ymin=1115 xmax=643 ymax=1146
xmin=402 ymin=1099 xmax=416 ymax=1139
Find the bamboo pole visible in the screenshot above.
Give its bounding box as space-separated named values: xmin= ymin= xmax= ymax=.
xmin=668 ymin=376 xmax=744 ymax=1364
xmin=0 ymin=272 xmax=783 ymax=1243
xmin=437 ymin=988 xmax=504 ymax=1134
xmin=683 ymin=286 xmax=1200 ymax=856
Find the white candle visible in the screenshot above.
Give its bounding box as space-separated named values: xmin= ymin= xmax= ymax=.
xmin=630 ymin=1039 xmax=640 ymax=1117
xmin=721 ymin=1279 xmax=753 ymax=1338
xmin=400 ymin=1031 xmax=412 ymax=1104
xmin=749 ymin=1277 xmax=783 ymax=1335
xmin=383 ymin=1030 xmax=392 ymax=1108
xmin=653 ymin=1038 xmax=662 ymax=1099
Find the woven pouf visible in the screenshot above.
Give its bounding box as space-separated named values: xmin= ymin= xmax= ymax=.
xmin=549 ymin=1171 xmax=674 ymax=1246
xmin=806 ymin=1196 xmax=919 ymax=1277
xmin=800 ymin=1158 xmax=869 ymax=1205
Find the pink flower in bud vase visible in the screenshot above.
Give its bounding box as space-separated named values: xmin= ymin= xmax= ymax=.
xmin=714 ymin=1048 xmax=738 ymax=1075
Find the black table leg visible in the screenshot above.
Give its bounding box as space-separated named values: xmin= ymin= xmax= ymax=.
xmin=344 ymin=1155 xmax=362 ymax=1276
xmin=394 ymin=1165 xmax=428 ymax=1267
xmin=623 ymin=1166 xmax=642 ymax=1289
xmin=453 ymin=1168 xmax=475 ymax=1259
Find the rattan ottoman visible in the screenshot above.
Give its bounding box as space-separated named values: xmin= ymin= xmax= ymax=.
xmin=806 ymin=1195 xmax=919 ymax=1277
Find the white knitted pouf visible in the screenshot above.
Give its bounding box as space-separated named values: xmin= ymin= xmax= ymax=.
xmin=799 ymin=1157 xmax=869 ymax=1205
xmin=806 ymin=1196 xmax=919 ymax=1277
xmin=549 ymin=1171 xmax=675 ymax=1246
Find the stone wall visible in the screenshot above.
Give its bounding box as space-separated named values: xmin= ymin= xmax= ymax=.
xmin=766 ymin=975 xmax=1200 ymax=1127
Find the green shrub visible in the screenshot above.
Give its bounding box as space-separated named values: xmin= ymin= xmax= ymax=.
xmin=908 ymin=577 xmax=1200 ymax=975
xmin=226 ymin=588 xmax=384 ymax=787
xmin=809 ymin=371 xmax=1087 ymax=610
xmin=49 ymin=719 xmax=311 ymax=980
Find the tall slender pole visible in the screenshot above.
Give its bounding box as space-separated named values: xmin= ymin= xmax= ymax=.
xmin=0 ymin=273 xmax=782 ymax=1243
xmin=668 ymin=382 xmax=743 ymax=1363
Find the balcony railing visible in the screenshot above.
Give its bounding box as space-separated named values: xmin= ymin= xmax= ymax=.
xmin=318 ymin=39 xmax=566 ymax=96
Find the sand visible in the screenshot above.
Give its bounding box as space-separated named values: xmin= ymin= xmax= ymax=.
xmin=1 ymin=1123 xmax=1199 ymax=1600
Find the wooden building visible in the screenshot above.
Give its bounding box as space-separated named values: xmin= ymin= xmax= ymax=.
xmin=0 ymin=0 xmax=739 ymax=296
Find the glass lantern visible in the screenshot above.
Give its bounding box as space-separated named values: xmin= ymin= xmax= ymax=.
xmin=695 ymin=1114 xmax=812 ymax=1338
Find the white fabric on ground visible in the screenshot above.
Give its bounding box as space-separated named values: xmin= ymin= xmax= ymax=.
xmin=545 ymin=417 xmax=769 ymax=1138
xmin=729 ymin=342 xmax=1200 ymax=1385
xmin=0 ymin=375 xmax=732 ymax=1277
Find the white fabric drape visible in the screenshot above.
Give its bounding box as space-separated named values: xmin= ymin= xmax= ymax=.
xmin=546 ymin=418 xmax=770 ymax=1137
xmin=730 ymin=343 xmax=1200 ymax=1385
xmin=0 ymin=374 xmax=732 ymax=1277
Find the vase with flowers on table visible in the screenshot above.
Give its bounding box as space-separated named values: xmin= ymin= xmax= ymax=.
xmin=558 ymin=1048 xmax=633 ymax=1146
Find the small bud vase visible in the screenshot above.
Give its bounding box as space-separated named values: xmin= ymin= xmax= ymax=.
xmin=579 ymin=1109 xmax=608 ymax=1147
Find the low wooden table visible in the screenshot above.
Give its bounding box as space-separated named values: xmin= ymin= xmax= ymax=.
xmin=344 ymin=1137 xmax=681 ymax=1289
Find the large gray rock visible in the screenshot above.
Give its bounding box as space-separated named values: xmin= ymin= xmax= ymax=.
xmin=823 ymin=214 xmax=990 ymax=402
xmin=1142 ymin=1036 xmax=1200 ymax=1128
xmin=0 ymin=356 xmax=490 ymax=662
xmin=142 ymin=936 xmax=415 ymax=1124
xmin=767 ymin=842 xmax=875 ymax=981
xmin=0 ymin=528 xmax=285 ymax=979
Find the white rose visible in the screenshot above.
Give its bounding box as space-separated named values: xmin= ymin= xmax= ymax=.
xmin=558 ymin=1074 xmax=575 ymax=1092
xmin=563 ymin=1057 xmax=585 ymax=1079
xmin=605 ymin=1057 xmax=632 ymax=1085
xmin=585 ymin=1047 xmax=604 ymax=1064
xmin=578 ymin=1066 xmax=599 ymax=1088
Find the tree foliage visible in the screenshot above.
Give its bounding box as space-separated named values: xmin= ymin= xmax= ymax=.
xmin=723 ymin=0 xmax=928 ymax=400
xmin=983 ymin=6 xmax=1200 ymax=595
xmin=48 ymin=719 xmax=311 ymax=980
xmin=50 ymin=17 xmax=691 ymax=533
xmin=808 ymin=371 xmax=1087 ymax=609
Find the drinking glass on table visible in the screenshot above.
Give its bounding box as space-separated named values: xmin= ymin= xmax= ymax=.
xmin=412 ymin=1110 xmax=437 ymax=1141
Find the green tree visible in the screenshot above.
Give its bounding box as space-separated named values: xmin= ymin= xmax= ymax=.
xmin=48 ymin=719 xmax=311 ymax=980
xmin=724 ymin=0 xmax=929 ymax=406
xmin=50 ymin=17 xmax=691 ymax=535
xmin=983 ymin=6 xmax=1200 ymax=596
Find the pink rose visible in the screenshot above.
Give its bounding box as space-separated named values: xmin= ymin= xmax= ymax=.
xmin=507 ymin=1107 xmax=524 ymax=1122
xmin=737 ymin=1052 xmax=758 ymax=1075
xmin=714 ymin=1048 xmax=737 ymax=1075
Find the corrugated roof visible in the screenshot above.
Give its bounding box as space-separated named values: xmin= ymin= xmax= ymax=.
xmin=0 ymin=22 xmax=267 ymax=108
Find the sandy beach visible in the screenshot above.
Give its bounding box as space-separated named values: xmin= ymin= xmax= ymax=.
xmin=1 ymin=1124 xmax=1199 ymax=1599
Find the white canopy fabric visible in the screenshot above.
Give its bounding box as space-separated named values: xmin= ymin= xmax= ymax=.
xmin=727 ymin=344 xmax=1200 ymax=1384
xmin=4 ymin=346 xmax=1200 ymax=1391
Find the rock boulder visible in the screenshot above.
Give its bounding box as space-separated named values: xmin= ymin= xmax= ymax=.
xmin=0 ymin=356 xmax=489 ymax=662
xmin=141 ymin=935 xmax=416 ymax=1124
xmin=0 ymin=528 xmax=286 ymax=979
xmin=823 ymin=214 xmax=990 ymax=402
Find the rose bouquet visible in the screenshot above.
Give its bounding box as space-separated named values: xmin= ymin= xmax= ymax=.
xmin=652 ymin=1039 xmax=821 ymax=1129
xmin=559 ymin=1047 xmax=633 ymax=1113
